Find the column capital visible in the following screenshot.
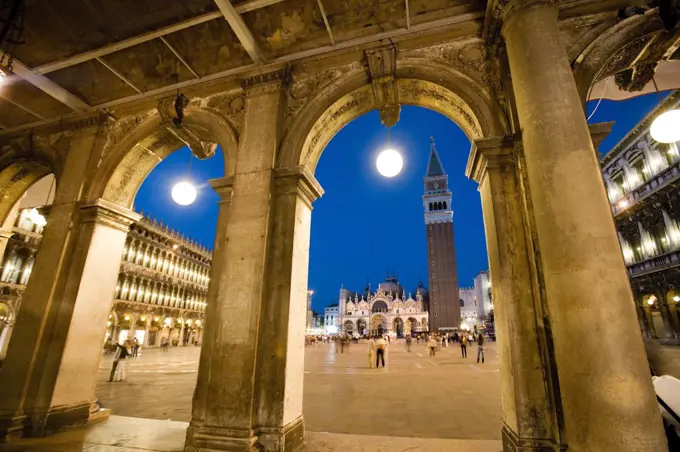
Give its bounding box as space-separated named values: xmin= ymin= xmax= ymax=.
xmin=80 ymin=199 xmax=141 ymax=233
xmin=208 ymin=177 xmax=234 ymax=202
xmin=0 ymin=229 xmax=13 ymax=241
xmin=466 ymin=135 xmax=516 ymax=184
xmin=484 ymin=0 xmax=555 ymax=47
xmin=273 ymin=165 xmax=325 ymax=209
xmin=241 ymin=68 xmax=288 ymax=97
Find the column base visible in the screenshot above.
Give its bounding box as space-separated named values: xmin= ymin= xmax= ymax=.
xmin=255 ymin=416 xmax=305 ymax=452
xmin=502 ymin=424 xmax=562 ymax=452
xmin=185 ymin=417 xmax=305 ymax=452
xmin=31 ymin=400 xmax=97 ymax=437
xmin=185 ymin=423 xmax=258 ymax=452
xmin=0 ymin=412 xmax=27 ymax=443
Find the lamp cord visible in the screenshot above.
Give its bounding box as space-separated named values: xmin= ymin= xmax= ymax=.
xmin=652 ymin=77 xmax=665 ymax=103
xmin=587 ymin=77 xmax=609 ymax=121
xmin=186 ymin=154 xmax=193 ymax=178
xmin=45 ymin=176 xmax=55 ymax=205
xmin=387 ymin=126 xmax=391 ymax=147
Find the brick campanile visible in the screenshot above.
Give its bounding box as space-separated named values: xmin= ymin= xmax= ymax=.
xmin=422 ymin=137 xmax=460 ymax=331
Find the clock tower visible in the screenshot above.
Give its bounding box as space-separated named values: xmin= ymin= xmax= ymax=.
xmin=422 ymin=137 xmax=460 ymax=331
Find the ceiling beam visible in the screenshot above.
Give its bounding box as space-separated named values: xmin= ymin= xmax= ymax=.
xmin=405 ymin=0 xmax=411 ymax=29
xmin=213 ymin=0 xmax=267 ymax=64
xmin=0 ymin=94 xmax=45 ymax=120
xmin=33 ymin=0 xmax=284 ymax=75
xmin=160 ymin=36 xmax=200 ymax=79
xmin=96 ymin=58 xmax=143 ymax=94
xmin=0 ymin=10 xmax=484 ymax=134
xmin=316 ymin=0 xmax=335 ymax=46
xmin=11 ymin=60 xmax=91 ymax=112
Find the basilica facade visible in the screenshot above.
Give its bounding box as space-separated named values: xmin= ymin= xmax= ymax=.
xmin=339 ymin=277 xmax=429 ymax=337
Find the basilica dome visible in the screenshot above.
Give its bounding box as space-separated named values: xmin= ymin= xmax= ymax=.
xmin=414 ymin=281 xmax=429 ymax=298
xmin=378 ymin=276 xmax=404 ymax=296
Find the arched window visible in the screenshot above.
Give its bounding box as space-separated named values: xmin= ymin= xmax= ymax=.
xmin=429 ymin=202 xmax=433 ymax=211
xmin=459 ymin=299 xmax=465 ymax=307
xmin=438 ymin=201 xmax=443 ymax=210
xmin=443 ymin=201 xmax=447 ymax=209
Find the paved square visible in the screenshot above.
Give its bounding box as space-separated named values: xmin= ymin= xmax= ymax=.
xmin=95 ymin=340 xmax=502 ymax=440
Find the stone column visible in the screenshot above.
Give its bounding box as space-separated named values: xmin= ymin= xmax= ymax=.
xmin=0 ymin=320 xmax=15 ymax=359
xmin=0 ymin=198 xmax=139 ymax=439
xmin=0 ymin=229 xmax=13 ymax=265
xmin=186 ymin=72 xmax=286 ymax=452
xmin=178 ymin=318 xmax=185 ymax=346
xmin=253 ymin=166 xmax=323 ymax=451
xmin=502 ymin=2 xmax=666 ymax=450
xmin=467 ymin=136 xmax=557 ymax=449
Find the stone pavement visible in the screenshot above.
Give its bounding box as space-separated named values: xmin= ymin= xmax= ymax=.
xmin=0 ymin=415 xmax=502 ymax=452
xmin=95 ymin=340 xmax=502 ymax=440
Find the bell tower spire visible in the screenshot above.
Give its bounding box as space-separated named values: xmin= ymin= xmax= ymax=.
xmin=422 ymin=137 xmax=460 ymax=332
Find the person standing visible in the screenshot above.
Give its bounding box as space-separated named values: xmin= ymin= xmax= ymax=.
xmin=405 ymin=335 xmax=412 ymax=352
xmin=108 ymin=341 xmax=122 ymax=382
xmin=441 ymin=335 xmax=447 ymax=348
xmin=132 ymin=337 xmax=140 ymax=357
xmin=374 ymin=335 xmax=387 ymax=368
xmin=460 ymin=334 xmax=468 ymax=358
xmin=112 ymin=340 xmax=131 ymax=382
xmin=368 ymin=336 xmax=376 ymax=368
xmin=428 ymin=335 xmax=438 ymax=357
xmin=477 ymin=334 xmax=485 ymax=364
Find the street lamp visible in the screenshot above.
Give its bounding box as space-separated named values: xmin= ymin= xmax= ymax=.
xmin=172 ymin=181 xmax=197 ymax=206
xmin=649 ymin=77 xmax=680 ymax=144
xmin=376 ymin=149 xmax=403 ymax=177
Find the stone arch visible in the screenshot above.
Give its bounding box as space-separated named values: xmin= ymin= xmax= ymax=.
xmin=278 ymin=61 xmax=508 ymax=172
xmin=90 ymin=107 xmax=239 ymax=209
xmin=572 ymin=10 xmax=665 ymax=103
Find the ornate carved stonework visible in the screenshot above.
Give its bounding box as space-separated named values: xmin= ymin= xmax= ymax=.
xmin=157 ymin=99 xmax=217 ymax=160
xmin=366 ymin=46 xmax=400 ymax=127
xmin=614 ymin=61 xmax=657 ymax=92
xmin=206 ymin=92 xmax=246 ymax=138
xmin=283 ymin=61 xmax=365 ymax=127
xmin=596 ymin=33 xmax=655 ymax=82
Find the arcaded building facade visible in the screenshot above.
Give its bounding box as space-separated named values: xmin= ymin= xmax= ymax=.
xmin=0 ymin=192 xmax=210 ymax=358
xmin=603 ymin=91 xmax=680 ymax=341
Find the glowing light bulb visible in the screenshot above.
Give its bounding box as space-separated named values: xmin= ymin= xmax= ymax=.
xmin=172 ymin=181 xmax=197 ymax=205
xmin=376 ymin=149 xmax=403 ymax=177
xmin=650 ymin=110 xmax=680 ymax=144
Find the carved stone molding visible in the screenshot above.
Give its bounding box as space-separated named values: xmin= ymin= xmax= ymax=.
xmin=241 ymin=68 xmax=288 ymax=97
xmin=273 ymin=165 xmax=324 ymax=208
xmin=483 ymin=0 xmax=555 ymax=48
xmin=80 ymin=198 xmax=142 ymax=233
xmin=208 ymin=177 xmax=235 ymax=202
xmin=466 ymin=135 xmax=516 ymax=183
xmin=366 ymin=46 xmax=400 ymax=127
xmin=157 ymin=99 xmax=217 ymax=160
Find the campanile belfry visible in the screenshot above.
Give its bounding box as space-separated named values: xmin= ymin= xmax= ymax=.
xmin=422 ymin=137 xmax=460 ymax=331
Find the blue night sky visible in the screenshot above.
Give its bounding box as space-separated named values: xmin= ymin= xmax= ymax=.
xmin=133 ymin=93 xmax=664 ymax=313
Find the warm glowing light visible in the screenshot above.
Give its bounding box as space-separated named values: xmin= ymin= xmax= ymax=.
xmin=173 ymin=244 xmax=179 ymax=250
xmin=171 ymin=181 xmax=197 ymax=205
xmin=650 ymin=110 xmax=680 ymax=144
xmin=376 ymin=149 xmax=403 ymax=177
xmin=107 ymin=321 xmax=112 ymax=327
xmin=647 ymin=295 xmax=657 ymax=306
xmin=617 ymin=199 xmax=629 ymax=209
xmin=186 ymin=319 xmax=192 ymax=325
xmin=27 ymin=208 xmax=47 ymax=227
xmin=0 ymin=69 xmax=6 ymax=87
xmin=124 ymin=314 xmax=130 ymax=321
xmin=674 ymin=296 xmax=680 ymax=302
xmin=140 ymin=316 xmax=146 ymax=322
xmin=164 ymin=318 xmax=172 ymax=325
xmin=195 ymin=320 xmax=201 ymax=326
xmin=154 ymin=316 xmax=160 ymax=322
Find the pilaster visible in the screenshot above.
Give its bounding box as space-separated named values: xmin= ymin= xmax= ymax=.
xmin=253 ymin=166 xmax=322 ymax=452
xmin=186 ymin=71 xmax=286 ymax=452
xmin=467 ymin=136 xmax=559 ymax=451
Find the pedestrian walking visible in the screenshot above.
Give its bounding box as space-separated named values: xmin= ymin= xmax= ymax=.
xmin=132 ymin=337 xmax=140 ymax=357
xmin=477 ymin=334 xmax=485 ymax=363
xmin=428 ymin=335 xmax=438 ymax=357
xmin=405 ymin=335 xmax=412 ymax=352
xmin=460 ymin=334 xmax=468 ymax=358
xmin=374 ymin=336 xmax=387 ymax=368
xmin=441 ymin=335 xmax=447 ymax=348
